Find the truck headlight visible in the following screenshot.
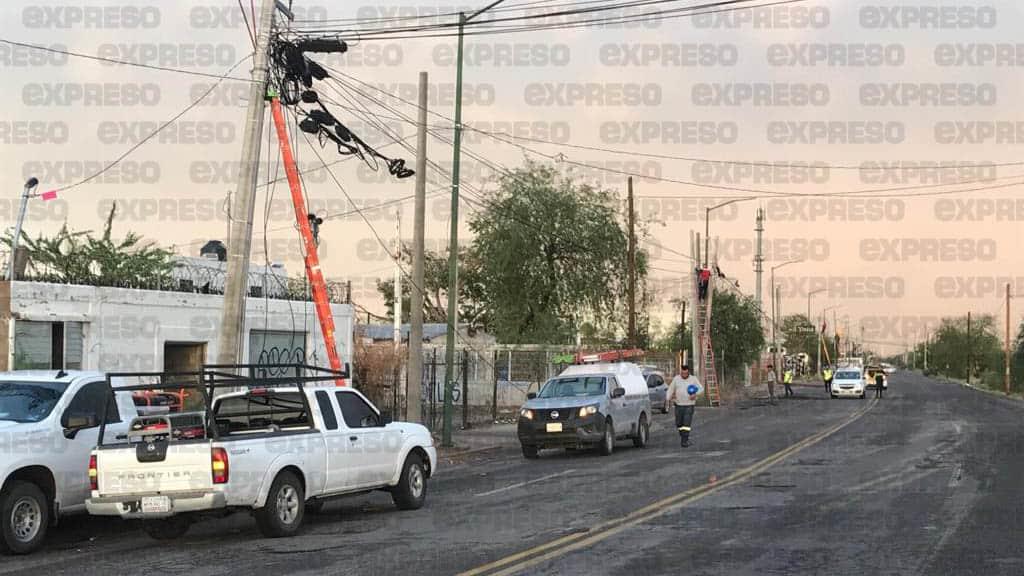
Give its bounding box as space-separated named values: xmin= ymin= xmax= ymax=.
xmin=520 ymin=408 xmax=534 ymax=420
xmin=578 ymin=405 xmax=598 ymax=418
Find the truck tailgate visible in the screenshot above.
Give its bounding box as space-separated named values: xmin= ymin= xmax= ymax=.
xmin=96 ymin=442 xmax=214 ymax=496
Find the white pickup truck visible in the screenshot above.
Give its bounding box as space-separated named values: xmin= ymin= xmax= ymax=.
xmin=86 ymin=371 xmax=436 ymax=540
xmin=0 ymin=371 xmax=139 ymax=555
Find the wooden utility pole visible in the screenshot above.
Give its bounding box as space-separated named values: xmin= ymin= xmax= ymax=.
xmin=627 ymin=176 xmax=636 ymax=346
xmin=218 ymin=0 xmax=276 ymax=366
xmin=407 ymin=72 xmax=428 ymax=423
xmin=1006 ymin=283 xmax=1011 ymax=395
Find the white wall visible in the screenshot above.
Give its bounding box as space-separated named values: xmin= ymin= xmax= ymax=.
xmin=9 ymin=282 xmax=354 ymax=372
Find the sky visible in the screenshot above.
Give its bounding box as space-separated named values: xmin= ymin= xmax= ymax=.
xmin=1 ymin=0 xmax=1022 ymax=354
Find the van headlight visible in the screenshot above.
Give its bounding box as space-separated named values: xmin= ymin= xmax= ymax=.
xmin=520 ymin=408 xmax=534 ymax=420
xmin=578 ymin=405 xmax=598 ymax=418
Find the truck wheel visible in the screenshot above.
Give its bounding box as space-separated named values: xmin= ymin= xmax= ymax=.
xmin=0 ymin=481 xmax=49 ymax=555
xmin=256 ymin=471 xmax=305 ymax=538
xmin=143 ymin=517 xmax=191 ymax=540
xmin=521 ymin=445 xmax=539 ymax=459
xmin=597 ymin=418 xmax=614 ymax=456
xmin=392 ymin=454 xmax=427 ymax=511
xmin=632 ymin=414 xmax=649 ymax=448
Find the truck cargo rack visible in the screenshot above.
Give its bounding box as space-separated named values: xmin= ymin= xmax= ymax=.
xmin=99 ymin=364 xmax=350 ymax=447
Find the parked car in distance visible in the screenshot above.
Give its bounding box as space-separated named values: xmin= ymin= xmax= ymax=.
xmin=87 ymin=368 xmax=436 ymax=540
xmin=0 ymin=371 xmax=139 ymax=555
xmin=517 ymin=362 xmax=652 ymax=458
xmin=641 ymin=367 xmax=669 ymax=414
xmin=831 ymin=369 xmax=866 ymax=399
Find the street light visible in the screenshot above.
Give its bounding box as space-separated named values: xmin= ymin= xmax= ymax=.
xmin=443 ymin=0 xmax=509 ymax=448
xmin=704 ymin=196 xmax=754 ymax=268
xmin=817 ymin=304 xmax=842 ymax=374
xmin=806 ymin=288 xmax=825 ymax=319
xmin=769 ymin=258 xmax=802 ymax=389
xmin=8 ymin=177 xmax=39 ymax=281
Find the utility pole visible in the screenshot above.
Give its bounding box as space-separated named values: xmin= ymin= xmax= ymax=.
xmin=627 ymin=176 xmax=636 ymax=346
xmin=680 ymin=298 xmax=687 ymax=355
xmin=923 ymin=333 xmax=928 ymax=371
xmin=443 ymin=0 xmax=507 ymax=447
xmin=754 ymin=207 xmax=764 ymax=316
xmin=1006 ymin=283 xmax=1011 ymax=395
xmin=967 ymin=311 xmax=972 ymax=385
xmin=393 ymin=207 xmax=402 ymax=348
xmin=217 ymin=0 xmax=276 ymax=367
xmin=407 ymin=71 xmax=428 ymax=423
xmin=690 ymin=231 xmax=700 ymax=379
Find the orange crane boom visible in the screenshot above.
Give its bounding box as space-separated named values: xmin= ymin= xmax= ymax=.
xmin=269 ymin=96 xmax=346 ymax=386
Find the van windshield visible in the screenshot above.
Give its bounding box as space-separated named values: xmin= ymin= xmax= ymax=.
xmin=0 ymin=381 xmax=69 ymax=423
xmin=836 ymin=371 xmax=861 ymax=380
xmin=538 ymin=377 xmax=607 ymax=398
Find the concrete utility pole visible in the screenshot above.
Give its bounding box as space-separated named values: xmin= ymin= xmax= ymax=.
xmin=443 ymin=0 xmax=507 ymax=447
xmin=407 ymin=71 xmax=428 ymax=423
xmin=690 ymin=231 xmax=700 ymax=379
xmin=393 ymin=207 xmax=402 ymax=348
xmin=754 ymin=207 xmax=764 ymax=316
xmin=627 ymin=176 xmax=636 ymax=346
xmin=1006 ymin=283 xmax=1012 ymax=395
xmin=924 ymin=333 xmax=928 ymax=371
xmin=217 ymin=0 xmax=276 ymax=366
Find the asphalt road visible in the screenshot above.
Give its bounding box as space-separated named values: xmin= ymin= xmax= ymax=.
xmin=4 ymin=371 xmax=1022 ymax=575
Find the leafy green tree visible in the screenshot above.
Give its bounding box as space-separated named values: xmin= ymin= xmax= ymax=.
xmin=375 ymin=246 xmax=487 ymax=330
xmin=468 ymin=162 xmax=641 ymax=344
xmin=3 ymin=203 xmax=173 ymax=287
xmin=709 ymin=291 xmax=765 ymax=372
xmin=923 ymin=315 xmax=1002 ymax=384
xmin=780 ymin=314 xmax=818 ymax=359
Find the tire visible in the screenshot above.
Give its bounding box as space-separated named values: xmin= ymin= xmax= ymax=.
xmin=521 ymin=445 xmax=539 ymax=459
xmin=632 ymin=414 xmax=649 ymax=449
xmin=392 ymin=454 xmax=428 ymax=511
xmin=143 ymin=517 xmax=191 ymax=540
xmin=0 ymin=481 xmax=49 ymax=555
xmin=255 ymin=471 xmax=305 ymax=538
xmin=597 ymin=418 xmax=614 ymax=456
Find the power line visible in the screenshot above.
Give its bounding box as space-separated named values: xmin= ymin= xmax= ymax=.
xmin=328 ymin=68 xmax=1024 ymax=200
xmin=0 ymin=38 xmax=256 ymax=82
xmin=52 ymin=56 xmax=252 ymax=194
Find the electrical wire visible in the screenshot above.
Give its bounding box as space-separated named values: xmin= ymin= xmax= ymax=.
xmin=0 ymin=38 xmax=256 ymax=82
xmin=327 ymin=69 xmax=1024 ymax=200
xmin=52 ymin=56 xmax=252 ymax=194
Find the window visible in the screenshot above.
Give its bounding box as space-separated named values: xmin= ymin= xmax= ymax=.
xmin=214 ymin=391 xmax=310 ymax=433
xmin=248 ymin=330 xmax=307 ymax=378
xmin=335 ymin=391 xmax=379 ymax=428
xmin=647 ymin=374 xmax=664 ymax=388
xmin=315 ymin=391 xmax=338 ymax=430
xmin=537 ymin=377 xmax=607 ymax=398
xmin=62 ymin=381 xmax=120 ymax=427
xmin=14 ymin=320 xmax=84 ymax=370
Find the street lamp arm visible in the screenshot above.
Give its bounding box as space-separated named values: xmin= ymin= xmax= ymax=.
xmin=466 ymin=0 xmax=508 ymax=22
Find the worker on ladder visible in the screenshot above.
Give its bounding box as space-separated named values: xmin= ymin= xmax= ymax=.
xmin=667 ymin=364 xmax=703 ymax=449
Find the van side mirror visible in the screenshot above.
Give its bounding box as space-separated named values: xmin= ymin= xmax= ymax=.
xmin=611 ymin=387 xmax=626 ymax=399
xmin=526 ymin=392 xmax=537 ymax=400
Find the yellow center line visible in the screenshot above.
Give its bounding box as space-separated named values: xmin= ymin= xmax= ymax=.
xmin=460 ymin=399 xmax=878 ymax=576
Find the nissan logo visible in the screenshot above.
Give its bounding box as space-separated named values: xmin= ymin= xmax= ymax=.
xmin=551 ymin=411 xmax=559 ymax=419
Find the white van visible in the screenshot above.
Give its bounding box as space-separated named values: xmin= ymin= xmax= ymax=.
xmin=517 ymin=362 xmax=652 ymax=458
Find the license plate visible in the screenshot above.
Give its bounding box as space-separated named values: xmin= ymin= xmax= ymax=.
xmin=546 ymin=423 xmax=563 ymax=433
xmin=141 ymin=496 xmax=171 ymax=514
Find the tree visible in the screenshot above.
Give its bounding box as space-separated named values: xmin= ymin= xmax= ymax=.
xmin=922 ymin=315 xmax=1002 ymax=384
xmin=375 ymin=247 xmax=487 ymax=330
xmin=780 ymin=314 xmax=818 ymax=359
xmin=709 ymin=291 xmax=765 ymax=373
xmin=3 ymin=203 xmax=173 ymax=287
xmin=468 ymin=162 xmax=642 ymax=344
